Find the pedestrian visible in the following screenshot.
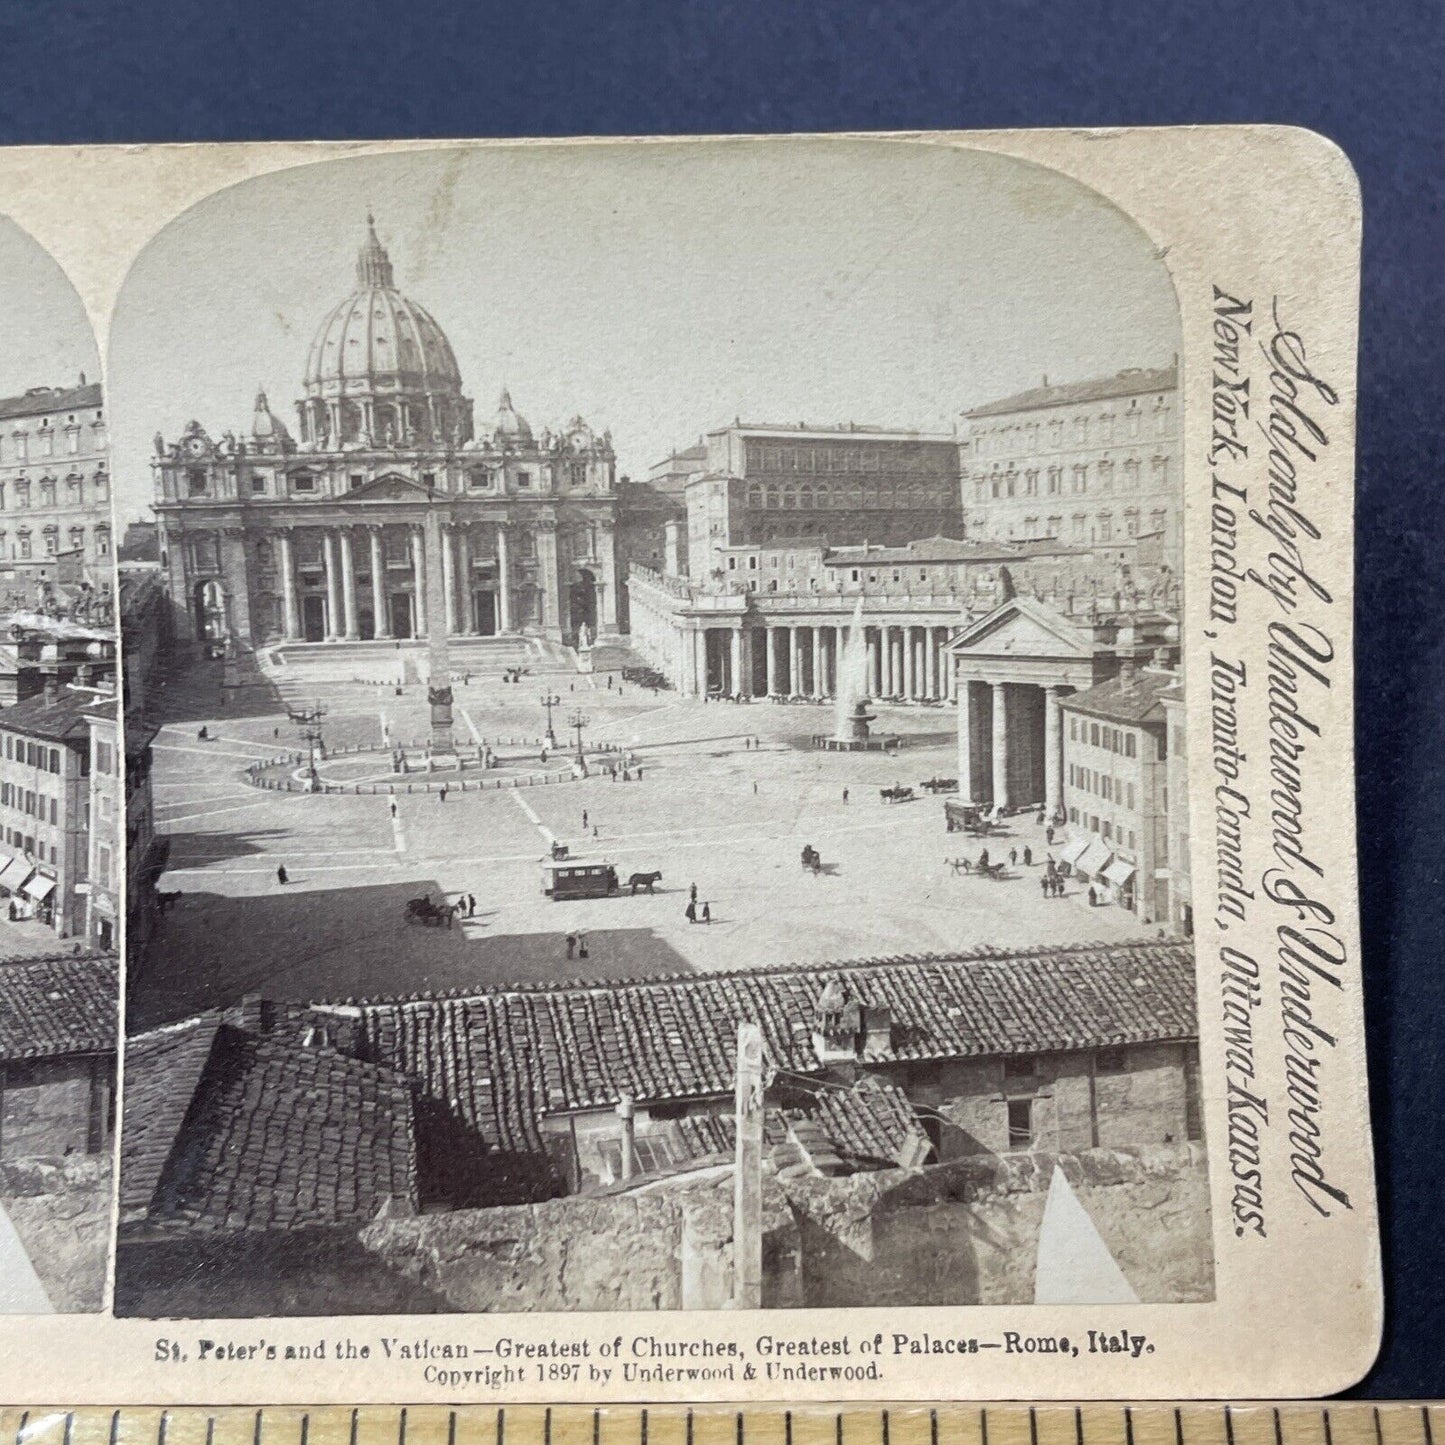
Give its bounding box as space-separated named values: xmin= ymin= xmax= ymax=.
xmin=468 ymin=893 xmax=477 ymax=917
xmin=1009 ymin=847 xmax=1018 ymax=866
xmin=390 ymin=798 xmax=398 ymax=819
xmin=592 ymin=824 xmax=599 ymax=838
xmin=1036 ymin=809 xmax=1045 ymax=827
xmin=979 ymin=847 xmax=989 ymax=869
xmin=197 ymin=725 xmax=208 ymax=741
xmin=274 ymin=727 xmax=280 ymax=738
xmin=702 ymin=901 xmax=711 ymax=924
xmin=637 ymin=766 xmax=644 ymax=780
xmin=690 ymin=882 xmax=698 ymax=903
xmin=1045 ymin=824 xmax=1055 ymax=845
xmin=582 ymin=809 xmax=589 ymax=829
xmin=753 ymin=781 xmax=759 ymax=795
xmin=577 ymin=932 xmax=589 ymax=959
xmin=1087 ymin=885 xmax=1098 ymax=907
xmin=566 ymin=932 xmax=577 ymax=959
xmin=276 ymin=865 xmax=289 ymax=886
xmin=1040 ymin=874 xmax=1049 ymax=897
xmin=685 ymin=900 xmax=697 ymax=924
xmin=439 ymin=785 xmax=447 ymax=803
xmin=842 ymin=787 xmax=849 ymax=803
xmin=1022 ymin=845 xmax=1032 ymax=867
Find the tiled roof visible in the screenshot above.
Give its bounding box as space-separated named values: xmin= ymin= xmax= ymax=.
xmin=810 ymin=1080 xmax=929 ymax=1169
xmin=966 ymin=364 xmax=1177 ymax=420
xmin=353 ymin=941 xmax=1195 ymax=1158
xmin=0 ymin=685 xmax=111 ymax=744
xmin=1061 ymin=669 xmax=1176 ymax=726
xmin=0 ymin=382 xmax=102 ymax=423
xmin=0 ymin=954 xmax=117 ymax=1062
xmin=130 ymin=1024 xmax=418 ymax=1233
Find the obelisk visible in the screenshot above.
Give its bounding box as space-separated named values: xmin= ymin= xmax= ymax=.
xmin=423 ymin=505 xmax=457 ymax=763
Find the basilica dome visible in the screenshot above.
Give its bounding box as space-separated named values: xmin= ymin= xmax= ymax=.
xmin=297 ymin=216 xmax=473 ymax=449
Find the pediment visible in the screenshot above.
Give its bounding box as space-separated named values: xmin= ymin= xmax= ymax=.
xmin=949 ymin=597 xmax=1095 ymax=661
xmin=339 ymin=472 xmax=433 ymax=503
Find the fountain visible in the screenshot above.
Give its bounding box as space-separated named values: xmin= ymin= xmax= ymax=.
xmin=811 ymin=597 xmax=902 ymax=752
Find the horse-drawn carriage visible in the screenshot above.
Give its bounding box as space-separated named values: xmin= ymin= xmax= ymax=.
xmin=943 ymin=798 xmax=999 ymax=835
xmin=405 ymin=895 xmax=455 ymax=927
xmin=800 ymin=845 xmax=824 ymax=875
xmin=879 ymin=785 xmax=915 ymax=804
xmin=541 ymin=860 xmax=664 ymax=900
xmin=919 ymin=776 xmax=958 ymax=795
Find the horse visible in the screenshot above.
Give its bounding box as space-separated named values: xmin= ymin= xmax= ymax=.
xmin=627 ymin=870 xmax=662 ymax=894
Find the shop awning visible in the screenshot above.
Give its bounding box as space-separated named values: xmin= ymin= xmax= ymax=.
xmin=1077 ymin=838 xmax=1114 ymax=877
xmin=21 ymin=875 xmax=55 ymax=902
xmin=1103 ymin=858 xmax=1137 ymax=888
xmin=0 ymin=856 xmax=32 ymax=890
xmin=1058 ymin=836 xmax=1089 ymax=867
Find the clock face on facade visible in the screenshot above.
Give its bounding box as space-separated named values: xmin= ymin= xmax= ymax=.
xmin=569 ymin=431 xmax=589 ymax=452
xmin=185 ymin=436 xmax=208 ymax=458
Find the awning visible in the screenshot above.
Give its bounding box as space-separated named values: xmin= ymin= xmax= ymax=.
xmin=21 ymin=875 xmax=55 ymax=902
xmin=0 ymin=856 xmax=32 ymax=890
xmin=1103 ymin=858 xmax=1137 ymax=888
xmin=1058 ymin=836 xmax=1089 ymax=867
xmin=1077 ymin=838 xmax=1114 ymax=877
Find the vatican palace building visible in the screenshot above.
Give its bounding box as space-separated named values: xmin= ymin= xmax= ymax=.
xmin=152 ymin=218 xmax=621 ymax=650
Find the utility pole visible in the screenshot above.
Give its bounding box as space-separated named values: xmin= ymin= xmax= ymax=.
xmin=567 ymin=709 xmax=590 ymax=774
xmin=539 ymin=692 xmax=560 ymax=748
xmin=733 ymin=1021 xmax=763 ymax=1309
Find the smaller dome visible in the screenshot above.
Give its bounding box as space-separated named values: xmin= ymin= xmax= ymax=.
xmin=494 ymin=387 xmax=533 ymax=443
xmin=251 ymin=388 xmax=293 ymax=448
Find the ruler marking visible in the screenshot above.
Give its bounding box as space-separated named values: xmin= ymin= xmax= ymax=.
xmin=1225 ymin=1407 xmax=1235 ymax=1445
xmin=1424 ymin=1408 xmax=1436 ymax=1445
xmin=929 ymin=1410 xmax=938 ymax=1445
xmin=449 ymin=1413 xmax=457 ymax=1445
xmin=836 ymin=1415 xmax=844 ymax=1445
xmin=981 ymin=1410 xmax=989 ymax=1445
xmin=15 ymin=1412 xmax=27 ymax=1445
xmin=1126 ymin=1408 xmax=1135 ymax=1445
xmin=254 ymin=1410 xmax=264 ymax=1445
xmin=640 ymin=1411 xmax=648 ymax=1445
xmin=883 ymin=1410 xmax=891 ymax=1445
xmin=349 ymin=1410 xmax=359 ymax=1445
xmin=63 ymin=1416 xmax=73 ymax=1445
xmin=786 ymin=1412 xmax=793 ymax=1445
xmin=400 ymin=1408 xmax=409 ymax=1445
xmin=1030 ymin=1410 xmax=1038 ymax=1445
xmin=159 ymin=1412 xmax=169 ymax=1445
xmin=109 ymin=1413 xmax=121 ymax=1445
xmin=687 ymin=1413 xmax=694 ymax=1445
xmin=299 ymin=1415 xmax=309 ymax=1445
xmin=206 ymin=1420 xmax=216 ymax=1445
xmin=1272 ymin=1410 xmax=1283 ymax=1445
xmin=496 ymin=1408 xmax=505 ymax=1445
xmin=1175 ymin=1409 xmax=1185 ymax=1445
xmin=592 ymin=1409 xmax=600 ymax=1445
xmin=1374 ymin=1409 xmax=1383 ymax=1445
xmin=1325 ymin=1411 xmax=1334 ymax=1445
xmin=737 ymin=1415 xmax=745 ymax=1445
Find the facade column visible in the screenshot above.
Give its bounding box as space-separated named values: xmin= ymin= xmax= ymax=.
xmin=730 ymin=627 xmax=745 ymax=697
xmin=276 ymin=529 xmax=300 ymax=641
xmin=868 ymin=630 xmax=881 ymax=696
xmin=958 ymin=681 xmax=974 ymax=802
xmin=457 ymin=526 xmax=474 ymax=633
xmin=1045 ymin=685 xmax=1065 ymax=817
xmin=693 ymin=629 xmax=707 ymax=696
xmin=598 ymin=520 xmax=620 ymax=633
xmin=835 ymin=625 xmax=847 ymax=696
xmin=925 ymin=626 xmax=938 ymax=699
xmin=765 ymin=626 xmax=779 ymax=696
xmin=369 ymin=527 xmax=390 ymax=638
xmin=879 ymin=628 xmax=891 ymax=696
xmin=788 ymin=627 xmax=802 ymax=696
xmin=536 ymin=523 xmax=560 ymax=636
xmin=812 ymin=627 xmax=825 ymax=698
xmin=442 ymin=526 xmax=457 ymax=635
xmin=991 ymin=681 xmax=1010 ymax=808
xmin=323 ymin=530 xmax=342 ymax=640
xmin=904 ymin=626 xmax=918 ymax=699
xmin=339 ymin=528 xmax=359 ymax=639
xmin=410 ymin=526 xmax=426 ymax=637
xmin=496 ymin=525 xmax=513 ymax=632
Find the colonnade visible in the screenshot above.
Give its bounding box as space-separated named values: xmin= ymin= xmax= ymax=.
xmin=273 ymin=521 xmax=530 ymax=643
xmin=956 ymin=679 xmax=1069 ymax=814
xmin=680 ymin=621 xmax=956 ymax=701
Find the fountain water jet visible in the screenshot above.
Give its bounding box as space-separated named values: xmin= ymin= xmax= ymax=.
xmin=811 ymin=596 xmax=902 ymax=752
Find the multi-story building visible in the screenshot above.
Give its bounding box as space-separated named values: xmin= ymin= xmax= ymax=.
xmin=1160 ymin=681 xmax=1192 ymax=937
xmin=0 ymin=617 xmax=116 ymax=708
xmin=1057 ymin=658 xmax=1177 ymax=925
xmin=683 ymin=422 xmax=962 ymax=583
xmin=0 ymin=379 xmax=113 ymax=592
xmin=959 ymin=363 xmax=1180 ymax=571
xmin=82 ymin=701 xmax=122 ymax=951
xmin=0 ymin=680 xmax=116 ymax=938
xmin=152 ymin=218 xmax=622 ymax=650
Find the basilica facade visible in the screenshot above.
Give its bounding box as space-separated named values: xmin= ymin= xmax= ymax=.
xmin=153 ymin=219 xmax=621 ymax=650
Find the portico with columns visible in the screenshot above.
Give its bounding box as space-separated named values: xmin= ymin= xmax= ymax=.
xmin=947 ymin=596 xmax=1131 ymax=813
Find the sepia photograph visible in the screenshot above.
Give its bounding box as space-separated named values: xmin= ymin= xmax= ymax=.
xmin=0 ymin=216 xmax=121 ymax=1314
xmin=108 ymin=139 xmax=1208 ymax=1318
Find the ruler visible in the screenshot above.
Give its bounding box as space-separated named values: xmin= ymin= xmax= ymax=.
xmin=0 ymin=1406 xmax=1439 ymax=1445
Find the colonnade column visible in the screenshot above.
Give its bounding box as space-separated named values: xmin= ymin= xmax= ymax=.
xmin=812 ymin=627 xmax=826 ymax=698
xmin=958 ymin=681 xmax=974 ymax=802
xmin=339 ymin=529 xmax=359 ymax=639
xmin=410 ymin=527 xmax=426 ymax=637
xmin=904 ymin=626 xmax=917 ymax=699
xmin=788 ymin=627 xmax=802 ymax=696
xmin=765 ymin=627 xmax=779 ymax=695
xmin=925 ymin=626 xmax=938 ymax=699
xmin=991 ymin=681 xmax=1010 ymax=809
xmin=369 ymin=527 xmax=390 ymax=639
xmin=276 ymin=530 xmax=300 ymax=641
xmin=868 ymin=630 xmax=881 ymax=696
xmin=323 ymin=531 xmax=342 ymax=641
xmin=497 ymin=526 xmax=513 ymax=632
xmin=1044 ymin=685 xmax=1065 ymax=818
xmin=457 ymin=527 xmax=474 ymax=634
xmin=835 ymin=625 xmax=848 ymax=695
xmin=730 ymin=627 xmax=745 ymax=697
xmin=441 ymin=526 xmax=457 ymax=635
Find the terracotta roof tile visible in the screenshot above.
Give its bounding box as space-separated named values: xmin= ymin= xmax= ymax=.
xmin=0 ymin=954 xmax=117 ymax=1062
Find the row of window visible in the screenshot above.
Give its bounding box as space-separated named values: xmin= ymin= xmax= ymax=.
xmin=2 ymin=737 xmax=62 ymax=771
xmin=969 ymin=510 xmax=1170 ymax=544
xmin=965 ymin=398 xmax=1172 ymax=458
xmin=743 ymin=441 xmax=952 ymax=475
xmin=973 ymin=456 xmax=1169 ymax=502
xmin=0 ymin=783 xmax=58 ymax=823
xmin=1069 ymin=763 xmax=1139 ymax=813
xmin=1 ymin=827 xmax=56 ymax=866
xmin=188 ymin=462 xmax=594 ymax=499
xmin=1067 ymin=807 xmax=1139 ymax=854
xmin=1 ymin=415 xmax=105 ymax=463
xmin=0 ymin=474 xmax=110 ymax=510
xmin=1069 ymin=716 xmax=1139 ymax=756
xmin=0 ymin=525 xmax=111 ymax=559
xmin=743 ymin=481 xmax=946 ymax=512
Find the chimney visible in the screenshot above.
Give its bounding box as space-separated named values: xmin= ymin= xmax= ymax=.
xmin=43 ymin=673 xmax=59 ymax=704
xmin=1119 ymin=655 xmax=1139 ymax=695
xmin=862 ymin=1005 xmax=893 ymax=1056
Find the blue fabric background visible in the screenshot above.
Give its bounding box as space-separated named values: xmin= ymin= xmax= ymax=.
xmin=0 ymin=0 xmax=1438 ymax=1398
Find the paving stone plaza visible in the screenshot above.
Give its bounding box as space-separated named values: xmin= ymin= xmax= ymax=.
xmin=134 ymin=638 xmax=1153 ymax=1031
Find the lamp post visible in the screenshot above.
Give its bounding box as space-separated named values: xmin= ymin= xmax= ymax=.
xmin=539 ymin=692 xmax=560 ymax=748
xmin=295 ymin=699 xmax=327 ymax=790
xmin=568 ymin=709 xmax=590 ymax=773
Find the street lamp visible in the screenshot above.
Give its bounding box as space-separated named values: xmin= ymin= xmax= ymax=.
xmin=567 ymin=709 xmax=590 ymax=771
xmin=539 ymin=692 xmax=560 ymax=747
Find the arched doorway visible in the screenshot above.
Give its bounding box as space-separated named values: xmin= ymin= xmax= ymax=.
xmin=193 ymin=579 xmax=226 ymax=642
xmin=569 ymin=568 xmax=597 ymax=644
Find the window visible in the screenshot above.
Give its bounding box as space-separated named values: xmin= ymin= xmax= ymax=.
xmin=1007 ymin=1098 xmax=1034 ymax=1149
xmin=1003 ymin=1056 xmax=1035 ymax=1081
xmin=1096 ymin=1048 xmax=1126 ymax=1075
xmin=1047 ymin=466 xmax=1061 ymax=495
xmin=95 ymin=527 xmax=111 ymax=557
xmin=18 ymin=532 xmax=31 ymax=559
xmin=421 ymin=471 xmax=436 ymax=488
xmin=15 ymin=481 xmax=30 ymax=508
xmin=516 ymin=470 xmax=532 ymax=489
xmin=66 ymin=474 xmax=82 ymax=504
xmin=14 ymin=435 xmax=26 ymax=462
xmin=39 ymin=478 xmax=56 ymax=508
xmin=185 ymin=468 xmax=207 ymax=496
xmin=66 ymin=428 xmax=79 ymax=455
xmin=727 ymin=556 xmax=737 ymax=571
xmin=68 ymin=527 xmax=84 ymax=552
xmin=93 ymin=472 xmax=108 ymax=502
xmin=291 ymin=472 xmax=316 ymax=493
xmin=349 ymin=473 xmax=365 ymax=490
xmin=250 ymin=473 xmax=266 ymax=495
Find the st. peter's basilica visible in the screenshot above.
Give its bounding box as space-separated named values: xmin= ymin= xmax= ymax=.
xmin=152 ymin=217 xmax=621 ymax=649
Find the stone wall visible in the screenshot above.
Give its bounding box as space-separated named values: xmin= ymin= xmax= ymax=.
xmin=0 ymin=1155 xmax=112 ymax=1311
xmin=358 ymin=1144 xmax=1211 ymax=1313
xmin=0 ymin=1057 xmax=104 ymax=1161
